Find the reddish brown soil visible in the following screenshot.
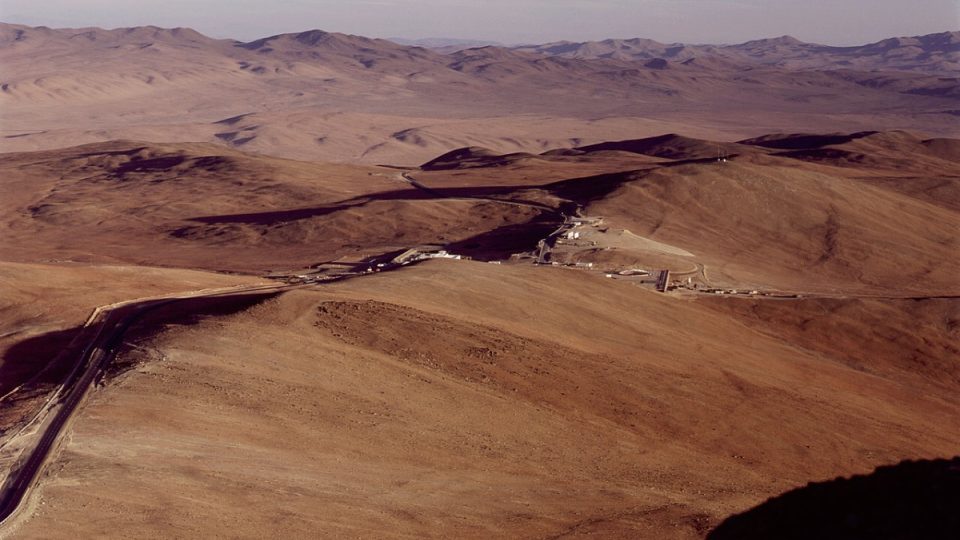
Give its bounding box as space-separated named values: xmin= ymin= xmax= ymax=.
xmin=7 ymin=261 xmax=957 ymax=538
xmin=0 ymin=27 xmax=957 ymax=535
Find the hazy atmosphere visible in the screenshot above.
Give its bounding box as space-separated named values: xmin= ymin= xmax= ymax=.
xmin=1 ymin=0 xmax=957 ymax=44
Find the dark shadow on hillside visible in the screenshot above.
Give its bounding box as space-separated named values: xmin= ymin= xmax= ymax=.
xmin=184 ymin=198 xmax=383 ymax=226
xmin=545 ymin=170 xmax=642 ymax=206
xmin=445 ymin=212 xmax=563 ymax=261
xmin=184 ymin=185 xmax=554 ymax=226
xmin=542 ymin=155 xmax=731 ymax=207
xmin=708 ymin=457 xmax=960 ymax=540
xmin=575 ymin=133 xmax=749 ymax=159
xmin=184 ymin=154 xmax=729 ymax=229
xmin=1 ymin=326 xmax=84 ymax=396
xmin=738 ymin=131 xmax=877 ymax=150
xmin=420 ymin=149 xmax=540 ymax=171
xmin=107 ymin=291 xmax=283 ymax=379
xmin=0 ymin=292 xmax=285 ymax=401
xmin=776 ymin=148 xmax=867 ymax=163
xmin=114 ymin=155 xmax=188 ymax=173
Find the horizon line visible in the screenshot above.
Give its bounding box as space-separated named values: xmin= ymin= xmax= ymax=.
xmin=2 ymin=20 xmax=958 ymax=50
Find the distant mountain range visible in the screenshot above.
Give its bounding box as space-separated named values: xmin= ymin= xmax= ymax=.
xmin=512 ymin=32 xmax=960 ymax=74
xmin=3 ymin=23 xmax=956 ymax=74
xmin=1 ymin=22 xmax=957 ymax=164
xmin=388 ymin=31 xmax=960 ymax=75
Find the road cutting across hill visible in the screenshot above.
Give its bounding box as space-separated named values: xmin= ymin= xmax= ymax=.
xmin=0 ymin=283 xmax=296 ymax=526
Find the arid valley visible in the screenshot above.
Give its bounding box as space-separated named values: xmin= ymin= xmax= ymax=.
xmin=0 ymin=13 xmax=958 ymax=539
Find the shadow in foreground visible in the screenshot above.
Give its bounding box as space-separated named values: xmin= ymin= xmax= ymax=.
xmin=445 ymin=213 xmax=563 ymax=261
xmin=708 ymin=457 xmax=960 ymax=540
xmin=106 ymin=291 xmax=283 ymax=380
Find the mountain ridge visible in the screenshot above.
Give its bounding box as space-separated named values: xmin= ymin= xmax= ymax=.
xmin=1 ymin=22 xmax=957 ymax=164
xmin=3 ymin=21 xmax=957 ymax=71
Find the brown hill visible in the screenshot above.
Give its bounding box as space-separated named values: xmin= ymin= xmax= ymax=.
xmin=238 ymin=29 xmax=445 ymax=73
xmin=0 ymin=261 xmax=264 ymax=430
xmin=9 ymin=259 xmax=958 ymax=538
xmin=411 ymin=130 xmax=960 ymax=294
xmin=0 ymin=140 xmax=555 ymax=272
xmin=741 ymin=131 xmax=960 ymax=183
xmin=556 ymin=160 xmax=956 ymax=294
xmin=420 ymin=146 xmax=542 ymax=170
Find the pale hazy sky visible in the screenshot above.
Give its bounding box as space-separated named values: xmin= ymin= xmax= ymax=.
xmin=1 ymin=0 xmax=957 ymax=45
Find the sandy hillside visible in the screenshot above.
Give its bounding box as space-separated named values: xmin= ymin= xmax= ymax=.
xmin=0 ymin=261 xmax=263 ymax=437
xmin=6 ymin=259 xmax=958 ymax=538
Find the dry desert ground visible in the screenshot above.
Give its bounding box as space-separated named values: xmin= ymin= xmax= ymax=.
xmin=0 ymin=23 xmax=958 ymax=539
